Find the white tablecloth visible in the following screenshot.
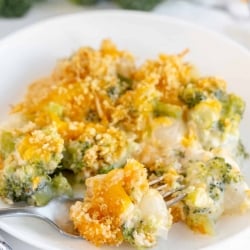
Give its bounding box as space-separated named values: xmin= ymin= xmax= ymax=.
xmin=0 ymin=0 xmax=249 ymax=249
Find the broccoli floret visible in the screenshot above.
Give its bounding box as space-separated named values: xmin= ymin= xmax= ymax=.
xmin=63 ymin=125 xmax=131 ymax=179
xmin=51 ymin=173 xmax=72 ymax=196
xmin=69 ymin=0 xmax=98 ymax=5
xmin=31 ymin=173 xmax=73 ymax=206
xmin=0 ymin=0 xmax=33 ymax=17
xmin=183 ymin=157 xmax=242 ymax=234
xmin=0 ymin=126 xmax=66 ymax=204
xmin=0 ymin=162 xmax=73 ymax=206
xmin=0 ymin=162 xmax=50 ymax=203
xmin=218 ymin=93 xmax=245 ymax=132
xmin=188 ymin=99 xmax=222 ymax=132
xmin=62 ymin=140 xmax=91 ymax=173
xmin=153 ymin=100 xmax=183 ymax=118
xmin=98 ymin=164 xmax=115 ymax=174
xmin=185 ymin=210 xmax=215 ymax=235
xmin=85 ymin=109 xmax=100 ymax=122
xmin=179 ymin=84 xmax=206 ymax=108
xmin=107 ymin=74 xmax=133 ymax=101
xmin=213 ymin=89 xmax=227 ymax=101
xmin=221 ymin=94 xmax=245 ymax=119
xmin=236 ymin=140 xmax=249 ymax=159
xmin=114 ymin=0 xmax=163 ymax=11
xmin=0 ymin=131 xmax=15 ymax=158
xmin=122 ymin=225 xmax=135 ymax=245
xmin=223 ymin=94 xmax=245 ymax=118
xmin=185 ymin=157 xmax=241 ymax=189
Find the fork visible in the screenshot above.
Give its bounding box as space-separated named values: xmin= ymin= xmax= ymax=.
xmin=0 ymin=179 xmax=186 ymax=239
xmin=0 ymin=233 xmax=12 ymax=250
xmin=149 ymin=176 xmax=186 ymax=207
xmin=0 ymin=197 xmax=82 ymax=239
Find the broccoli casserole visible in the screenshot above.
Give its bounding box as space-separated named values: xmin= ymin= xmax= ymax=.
xmin=0 ymin=40 xmax=249 ymax=248
xmin=70 ymin=159 xmax=171 ymax=247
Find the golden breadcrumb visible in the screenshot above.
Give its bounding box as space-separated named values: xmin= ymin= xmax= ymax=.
xmin=11 ymin=39 xmax=197 ymax=142
xmin=70 ymin=159 xmax=148 ymax=246
xmin=1 ymin=39 xmax=249 ymax=246
xmin=17 ymin=126 xmax=63 ymax=163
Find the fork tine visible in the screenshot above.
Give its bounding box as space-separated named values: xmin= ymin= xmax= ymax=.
xmin=165 ymin=193 xmax=186 ymax=207
xmin=161 ymin=185 xmax=185 ymax=198
xmin=156 ymin=184 xmax=168 ymax=191
xmin=149 ymin=176 xmax=164 ymax=186
xmin=149 ymin=176 xmax=186 ymax=206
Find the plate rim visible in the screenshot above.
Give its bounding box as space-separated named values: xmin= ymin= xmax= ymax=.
xmin=0 ymin=9 xmax=250 ymax=57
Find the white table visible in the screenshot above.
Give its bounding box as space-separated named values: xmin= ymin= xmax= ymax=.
xmin=0 ymin=0 xmax=249 ymax=249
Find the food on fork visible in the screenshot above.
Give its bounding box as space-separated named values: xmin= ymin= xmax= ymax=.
xmin=0 ymin=39 xmax=249 ymax=248
xmin=70 ymin=159 xmax=172 ymax=247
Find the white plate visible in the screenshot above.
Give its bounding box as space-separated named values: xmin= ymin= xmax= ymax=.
xmin=0 ymin=10 xmax=250 ymax=250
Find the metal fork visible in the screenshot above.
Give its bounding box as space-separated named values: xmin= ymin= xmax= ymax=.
xmin=0 ymin=233 xmax=12 ymax=250
xmin=0 ymin=180 xmax=186 ymax=239
xmin=0 ymin=197 xmax=82 ymax=239
xmin=149 ymin=176 xmax=186 ymax=207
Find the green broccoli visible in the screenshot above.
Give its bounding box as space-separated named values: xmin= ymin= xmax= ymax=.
xmin=113 ymin=0 xmax=164 ymax=11
xmin=183 ymin=157 xmax=242 ymax=234
xmin=0 ymin=162 xmax=50 ymax=203
xmin=0 ymin=125 xmax=66 ymax=204
xmin=98 ymin=164 xmax=115 ymax=174
xmin=179 ymin=84 xmax=206 ymax=108
xmin=221 ymin=94 xmax=245 ymax=119
xmin=0 ymin=131 xmax=15 ymax=158
xmin=69 ymin=0 xmax=98 ymax=5
xmin=0 ymin=0 xmax=33 ymax=17
xmin=62 ymin=140 xmax=91 ymax=173
xmin=153 ymin=100 xmax=183 ymax=118
xmin=0 ymin=161 xmax=72 ymax=206
xmin=0 ymin=0 xmax=3 ymax=11
xmin=185 ymin=157 xmax=241 ymax=190
xmin=107 ymin=74 xmax=133 ymax=101
xmin=122 ymin=225 xmax=135 ymax=245
xmin=31 ymin=173 xmax=73 ymax=206
xmin=218 ymin=93 xmax=245 ymax=132
xmin=236 ymin=140 xmax=249 ymax=159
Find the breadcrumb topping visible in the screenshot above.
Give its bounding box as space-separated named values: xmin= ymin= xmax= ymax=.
xmin=70 ymin=159 xmax=148 ymax=246
xmin=0 ymin=39 xmax=249 ymax=247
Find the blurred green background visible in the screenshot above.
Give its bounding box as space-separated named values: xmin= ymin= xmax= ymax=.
xmin=0 ymin=0 xmax=165 ymax=17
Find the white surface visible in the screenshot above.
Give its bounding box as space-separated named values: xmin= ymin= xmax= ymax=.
xmin=0 ymin=10 xmax=250 ymax=250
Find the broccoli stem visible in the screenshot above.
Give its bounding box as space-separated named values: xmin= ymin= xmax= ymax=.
xmin=153 ymin=101 xmax=183 ymax=118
